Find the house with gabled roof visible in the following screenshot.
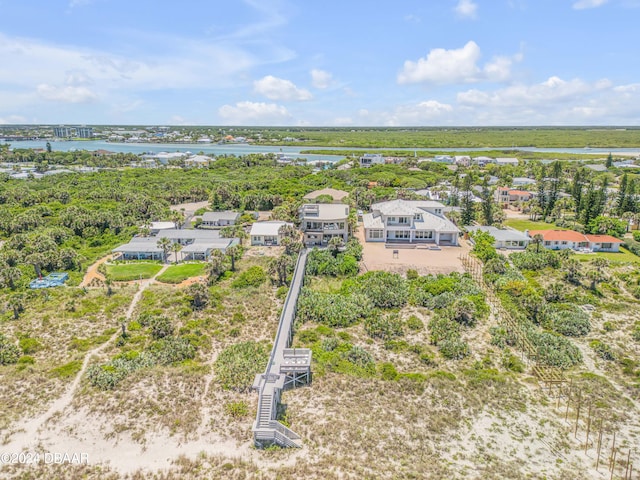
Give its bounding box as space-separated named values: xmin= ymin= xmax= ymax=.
xmin=528 ymin=230 xmax=623 ymax=252
xmin=363 ymin=199 xmax=459 ymax=245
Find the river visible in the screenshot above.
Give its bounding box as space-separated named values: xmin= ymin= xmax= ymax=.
xmin=2 ymin=139 xmax=640 ymax=161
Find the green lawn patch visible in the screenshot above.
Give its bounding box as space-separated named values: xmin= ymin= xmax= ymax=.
xmin=504 ymin=219 xmax=564 ymax=232
xmin=105 ymin=263 xmax=163 ymax=281
xmin=576 ymin=247 xmax=640 ymax=264
xmin=156 ymin=263 xmax=207 ymax=284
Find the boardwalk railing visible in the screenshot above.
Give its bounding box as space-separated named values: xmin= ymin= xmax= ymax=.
xmin=252 ymin=249 xmax=311 ymax=448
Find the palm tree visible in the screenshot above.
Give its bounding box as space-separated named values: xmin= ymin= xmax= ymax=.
xmin=226 ymin=245 xmax=242 ymax=271
xmin=171 ymin=242 xmax=182 ymax=264
xmin=622 ymin=211 xmax=634 ymax=233
xmin=564 ymin=258 xmax=582 ymax=285
xmin=170 ymin=210 xmax=185 ymax=229
xmin=206 ymin=249 xmax=225 ymax=284
xmin=0 ymin=266 xmax=21 ymax=290
xmin=588 ymin=257 xmax=609 ymax=291
xmin=532 ymin=234 xmax=544 ymax=253
xmin=157 ymin=237 xmax=171 ymax=263
xmin=7 ymin=294 xmax=24 ymax=320
xmin=327 ymin=236 xmax=344 ymax=257
xmin=269 ymin=254 xmax=293 ymax=286
xmin=187 ymin=283 xmax=210 ymax=310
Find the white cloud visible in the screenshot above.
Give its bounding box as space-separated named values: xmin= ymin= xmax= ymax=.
xmin=0 ymin=115 xmax=27 ymax=125
xmin=0 ymin=33 xmax=255 ymax=93
xmin=310 ymin=69 xmax=333 ymax=89
xmin=37 ymin=84 xmax=98 ymax=103
xmin=218 ymin=101 xmax=291 ymax=125
xmin=398 ymin=41 xmax=481 ymax=84
xmin=572 ymin=0 xmax=609 ymax=9
xmin=332 ymin=117 xmax=354 ymax=126
xmin=453 ymin=76 xmax=640 ymax=125
xmin=253 ymin=75 xmax=312 ymax=101
xmin=398 ymin=41 xmax=522 ymax=85
xmin=455 ymin=0 xmax=478 ymax=19
xmin=404 ymin=13 xmax=421 ymax=23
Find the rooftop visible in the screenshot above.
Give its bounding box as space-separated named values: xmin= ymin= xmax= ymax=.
xmin=300 ymin=203 xmax=350 ymax=220
xmin=302 ymin=188 xmax=349 ymax=202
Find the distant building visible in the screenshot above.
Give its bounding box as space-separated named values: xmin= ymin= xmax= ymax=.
xmin=454 ymin=156 xmax=471 ymax=167
xmin=53 ymin=126 xmax=72 ymax=138
xmin=302 ymin=188 xmax=349 ymax=203
xmin=75 ymin=126 xmax=94 ymax=138
xmin=201 ymin=211 xmax=240 ymax=228
xmin=512 ymin=177 xmax=537 ymax=187
xmin=496 ymin=157 xmax=519 ymax=166
xmin=359 ymin=153 xmax=384 ymax=167
xmin=494 ymin=187 xmax=534 ymax=207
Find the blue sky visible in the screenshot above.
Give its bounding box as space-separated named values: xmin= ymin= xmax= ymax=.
xmin=1 ymin=0 xmax=639 ymax=126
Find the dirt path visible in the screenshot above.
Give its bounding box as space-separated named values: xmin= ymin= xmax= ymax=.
xmin=3 ymin=265 xmax=170 ymax=452
xmin=79 ymin=254 xmax=111 ymax=287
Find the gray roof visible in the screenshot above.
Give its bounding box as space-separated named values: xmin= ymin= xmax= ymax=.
xmin=371 ymin=199 xmax=445 ymax=217
xmin=466 ymin=226 xmax=530 ymax=242
xmin=181 ymin=238 xmax=237 ymax=253
xmin=250 ymin=221 xmax=292 ymax=236
xmin=202 ymin=211 xmax=240 ymax=222
xmin=300 ymin=203 xmax=350 ymax=220
xmin=113 ymin=237 xmax=163 ymax=253
xmin=363 ymin=213 xmax=383 ymax=229
xmin=157 ymin=229 xmax=221 ymax=241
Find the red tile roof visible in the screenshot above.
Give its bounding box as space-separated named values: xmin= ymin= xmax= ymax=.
xmin=508 ymin=190 xmax=532 ymax=196
xmin=585 ymin=234 xmax=624 ymax=244
xmin=528 ymin=230 xmax=588 ymax=242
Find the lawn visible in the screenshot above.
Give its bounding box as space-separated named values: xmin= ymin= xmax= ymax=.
xmin=105 ymin=263 xmax=163 ymax=281
xmin=503 ymin=218 xmax=566 ymax=232
xmin=575 ymin=247 xmax=640 ymax=264
xmin=156 ymin=262 xmax=207 ymax=284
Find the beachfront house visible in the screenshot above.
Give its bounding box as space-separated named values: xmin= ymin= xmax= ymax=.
xmin=466 ymin=226 xmax=530 ymax=250
xmin=250 ymin=221 xmax=294 ymax=246
xmin=494 ymin=188 xmax=534 ymax=207
xmin=527 ymin=230 xmax=623 ymax=253
xmin=200 ymin=211 xmax=240 ymax=228
xmin=363 ymin=199 xmax=459 ymax=245
xmin=299 ymin=204 xmax=350 ymax=246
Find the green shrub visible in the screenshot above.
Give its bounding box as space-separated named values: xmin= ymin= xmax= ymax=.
xmin=321 ymin=337 xmax=339 ymax=352
xmin=231 ymin=266 xmax=267 ymax=288
xmin=590 ymin=340 xmax=616 ymax=361
xmin=297 ymin=289 xmax=372 ymax=327
xmin=18 ymin=355 xmax=35 ymax=365
xmin=348 ymin=271 xmax=408 ymax=308
xmin=542 ymin=304 xmax=590 ymax=337
xmin=224 ymin=401 xmax=249 ymax=418
xmin=344 ymin=345 xmax=374 ymax=370
xmin=150 ymin=315 xmax=174 ymax=339
xmin=406 ymin=315 xmax=424 ymax=331
xmin=215 ymin=341 xmax=269 ymax=392
xmin=428 ymin=316 xmax=460 ymax=345
xmin=364 ymin=313 xmax=404 ymax=341
xmin=633 ymin=231 xmax=640 ymax=242
xmin=0 ymin=334 xmax=20 ymax=365
xmin=502 ymin=351 xmax=525 ymax=372
xmin=276 ymin=286 xmax=288 ymax=299
xmin=298 ymin=329 xmax=320 ymax=344
xmin=19 ymin=336 xmax=42 ymax=355
xmin=379 ymin=362 xmax=399 ymax=381
xmin=602 ymin=321 xmax=615 ymax=332
xmin=633 ymin=322 xmax=640 ymax=342
xmin=529 ymin=332 xmax=582 ymax=369
xmin=406 ymin=269 xmax=419 ymax=280
xmin=439 ymin=339 xmax=471 ymax=360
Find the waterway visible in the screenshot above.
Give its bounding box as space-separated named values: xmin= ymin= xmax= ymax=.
xmin=2 ymin=139 xmax=639 ymax=161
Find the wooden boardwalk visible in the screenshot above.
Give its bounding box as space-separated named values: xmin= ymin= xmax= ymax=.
xmin=252 ymin=249 xmax=311 ymax=448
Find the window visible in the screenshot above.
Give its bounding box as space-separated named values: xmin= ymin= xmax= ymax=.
xmin=369 ymin=230 xmax=383 ymax=239
xmin=415 ymin=231 xmax=433 ymax=239
xmin=602 ymin=243 xmax=612 ymax=249
xmin=399 ymin=217 xmax=409 ymax=224
xmin=561 ymin=241 xmax=567 ymax=245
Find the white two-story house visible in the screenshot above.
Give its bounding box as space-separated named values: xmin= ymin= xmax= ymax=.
xmin=363 ymin=200 xmax=460 ymax=245
xmin=299 ymin=204 xmax=350 ymax=246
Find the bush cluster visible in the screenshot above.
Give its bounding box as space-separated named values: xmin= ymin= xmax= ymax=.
xmin=364 ymin=313 xmax=404 ymax=341
xmin=231 ymin=266 xmax=267 ymax=288
xmin=87 ymin=337 xmax=196 ymax=390
xmin=214 ymin=341 xmax=269 ymax=392
xmin=297 ymin=288 xmax=372 ymax=327
xmin=306 ymin=247 xmax=359 ymax=277
xmin=0 ymin=334 xmax=20 ymax=365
